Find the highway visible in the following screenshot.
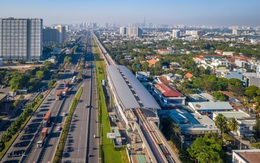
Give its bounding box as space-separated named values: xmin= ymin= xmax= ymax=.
xmin=2 ymin=80 xmax=65 ymax=163
xmin=93 ymin=32 xmax=181 ymax=163
xmin=62 ymin=32 xmax=99 ymax=163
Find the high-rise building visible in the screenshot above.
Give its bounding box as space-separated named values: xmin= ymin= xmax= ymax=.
xmin=126 ymin=26 xmax=142 ymax=37
xmin=172 ymin=29 xmax=181 ymax=38
xmin=119 ymin=26 xmax=126 ymax=35
xmin=185 ymin=30 xmax=204 ymax=38
xmin=232 ymin=28 xmax=238 ymax=35
xmin=0 ymin=17 xmax=43 ymax=61
xmin=55 ymin=25 xmax=66 ymax=44
xmin=43 ymin=27 xmax=59 ymax=45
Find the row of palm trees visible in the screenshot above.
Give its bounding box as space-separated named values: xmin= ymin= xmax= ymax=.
xmin=215 ymin=113 xmax=239 ymax=135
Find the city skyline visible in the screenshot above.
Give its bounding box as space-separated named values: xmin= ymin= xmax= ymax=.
xmin=0 ymin=0 xmax=260 ymax=26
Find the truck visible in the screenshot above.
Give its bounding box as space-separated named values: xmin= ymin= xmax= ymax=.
xmin=62 ymin=87 xmax=69 ymax=96
xmin=65 ymin=81 xmax=69 ymax=87
xmin=56 ymin=90 xmax=62 ymax=100
xmin=43 ymin=111 xmax=51 ymax=127
xmin=37 ymin=127 xmax=48 ymax=148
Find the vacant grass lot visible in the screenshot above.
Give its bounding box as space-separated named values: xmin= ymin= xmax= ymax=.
xmin=93 ymin=40 xmax=128 ymax=163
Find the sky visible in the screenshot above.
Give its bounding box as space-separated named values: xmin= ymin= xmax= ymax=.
xmin=0 ymin=0 xmax=260 ymax=26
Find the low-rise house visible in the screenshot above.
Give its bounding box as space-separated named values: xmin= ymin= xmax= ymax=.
xmin=152 ymin=83 xmax=186 ymax=106
xmin=232 ymin=149 xmax=260 ymax=163
xmin=157 ymin=76 xmax=170 ymax=84
xmin=188 ymin=101 xmax=233 ymax=116
xmin=188 ymin=94 xmax=209 ymax=102
xmin=148 ymin=58 xmax=159 ymax=67
xmin=213 ymin=111 xmax=255 ymax=137
xmin=211 ymin=59 xmax=230 ymax=68
xmin=184 ymin=73 xmax=194 ymax=81
xmin=218 ymin=91 xmax=238 ymax=102
xmin=158 ymin=49 xmax=174 ymax=55
xmin=136 ymin=71 xmax=150 ymax=82
xmin=215 ymin=50 xmax=223 ymax=55
xmin=222 ymin=51 xmax=234 ymax=57
xmin=158 ymin=109 xmax=220 ymax=142
xmin=215 ymin=68 xmax=230 ymax=78
xmin=198 ymin=92 xmax=215 ymax=102
xmin=225 ymin=71 xmax=244 ymax=80
xmin=243 ymin=72 xmax=260 ymax=88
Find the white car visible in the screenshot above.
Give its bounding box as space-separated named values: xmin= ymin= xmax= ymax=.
xmin=56 ymin=126 xmax=61 ymax=131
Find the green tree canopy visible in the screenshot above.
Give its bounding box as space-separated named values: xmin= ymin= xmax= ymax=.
xmin=215 ymin=113 xmax=228 ymax=134
xmin=36 ymin=70 xmax=44 ymax=80
xmin=188 ymin=133 xmax=225 ymax=163
xmin=228 ymin=78 xmax=244 ymax=96
xmin=228 ymin=117 xmax=239 ymax=132
xmin=212 ymin=92 xmax=228 ymax=101
xmin=245 ymin=85 xmax=259 ymax=98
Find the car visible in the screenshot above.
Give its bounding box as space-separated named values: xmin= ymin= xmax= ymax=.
xmin=94 ymin=135 xmax=96 ymax=138
xmin=56 ymin=126 xmax=61 ymax=131
xmin=62 ymin=112 xmax=67 ymax=116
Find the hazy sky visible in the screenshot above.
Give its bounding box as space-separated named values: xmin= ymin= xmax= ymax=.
xmin=1 ymin=0 xmax=260 ymax=26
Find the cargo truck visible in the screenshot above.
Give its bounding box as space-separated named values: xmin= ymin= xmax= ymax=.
xmin=37 ymin=127 xmax=48 ymax=148
xmin=56 ymin=90 xmax=62 ymax=100
xmin=62 ymin=87 xmax=69 ymax=96
xmin=65 ymin=81 xmax=69 ymax=87
xmin=43 ymin=111 xmax=51 ymax=127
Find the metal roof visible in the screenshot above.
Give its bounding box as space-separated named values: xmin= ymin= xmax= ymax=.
xmin=107 ymin=66 xmax=140 ymax=109
xmin=107 ymin=65 xmax=160 ymax=110
xmin=118 ymin=65 xmax=161 ymax=110
xmin=189 ymin=102 xmax=233 ymax=111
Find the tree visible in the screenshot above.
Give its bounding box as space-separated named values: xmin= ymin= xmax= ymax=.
xmin=245 ymin=85 xmax=259 ymax=98
xmin=48 ymin=79 xmax=56 ymax=88
xmin=254 ymin=117 xmax=260 ymax=137
xmin=215 ymin=113 xmax=228 ymax=134
xmin=228 ymin=78 xmax=244 ymax=96
xmin=188 ymin=133 xmax=225 ymax=163
xmin=0 ymin=141 xmax=5 ymax=152
xmin=142 ymin=61 xmax=149 ymax=72
xmin=212 ymin=92 xmax=228 ymax=101
xmin=43 ymin=61 xmax=55 ymax=70
xmin=36 ymin=70 xmax=44 ymax=80
xmin=228 ymin=117 xmax=239 ymax=134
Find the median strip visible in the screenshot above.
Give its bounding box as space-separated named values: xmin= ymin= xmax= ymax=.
xmin=53 ymin=86 xmax=83 ymax=163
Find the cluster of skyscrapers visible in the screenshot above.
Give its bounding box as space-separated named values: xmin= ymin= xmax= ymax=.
xmin=119 ymin=26 xmax=143 ymax=37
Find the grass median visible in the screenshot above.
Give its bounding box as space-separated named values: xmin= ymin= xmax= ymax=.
xmin=93 ymin=39 xmax=128 ymax=163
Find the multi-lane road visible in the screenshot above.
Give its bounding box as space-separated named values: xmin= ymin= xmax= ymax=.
xmin=2 ymin=31 xmax=99 ymax=163
xmin=62 ymin=32 xmax=99 ymax=163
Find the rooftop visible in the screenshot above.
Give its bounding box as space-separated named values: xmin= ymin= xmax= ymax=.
xmin=188 ymin=102 xmax=233 ymax=111
xmin=185 ymin=73 xmax=193 ymax=79
xmin=107 ymin=65 xmax=160 ymax=110
xmin=233 ymin=149 xmax=260 ymax=163
xmin=154 ymin=83 xmax=183 ymax=97
xmin=213 ymin=111 xmax=250 ymax=120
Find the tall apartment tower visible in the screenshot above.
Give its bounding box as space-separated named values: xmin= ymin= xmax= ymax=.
xmin=172 ymin=29 xmax=181 ymax=38
xmin=0 ymin=17 xmax=43 ymax=61
xmin=119 ymin=26 xmax=126 ymax=35
xmin=126 ymin=26 xmax=142 ymax=37
xmin=43 ymin=27 xmax=59 ymax=45
xmin=55 ymin=25 xmax=66 ymax=44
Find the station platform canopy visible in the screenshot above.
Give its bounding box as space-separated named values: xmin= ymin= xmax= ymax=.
xmin=107 ymin=65 xmax=161 ymax=111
